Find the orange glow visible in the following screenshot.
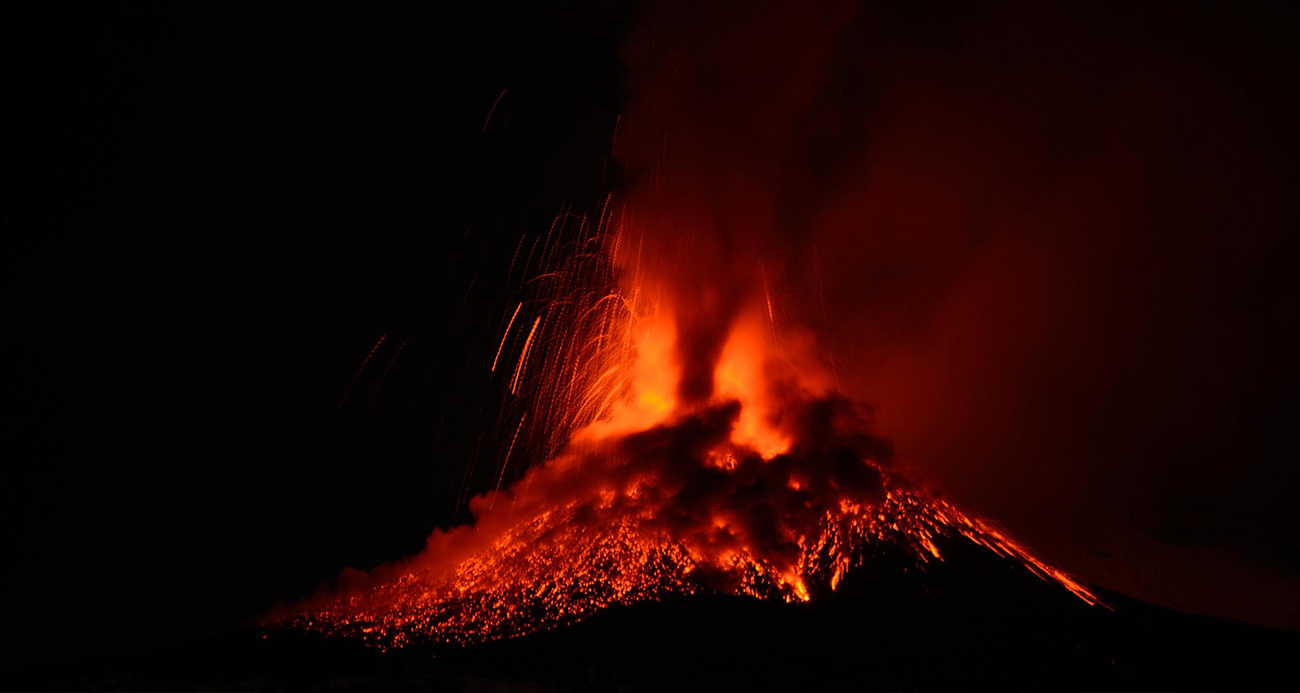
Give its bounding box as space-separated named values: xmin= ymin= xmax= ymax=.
xmin=284 ymin=206 xmax=1105 ymax=650
xmin=576 ymin=307 xmax=678 ymax=441
xmin=712 ymin=313 xmax=791 ymax=458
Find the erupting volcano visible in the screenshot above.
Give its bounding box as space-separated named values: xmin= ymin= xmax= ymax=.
xmin=11 ymin=2 xmax=1300 ymax=690
xmin=260 ymin=0 xmax=1147 ymax=659
xmin=282 ymin=205 xmax=1101 ymax=650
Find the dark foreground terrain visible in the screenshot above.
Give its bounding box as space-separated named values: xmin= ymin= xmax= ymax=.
xmin=6 ymin=541 xmax=1298 ymax=692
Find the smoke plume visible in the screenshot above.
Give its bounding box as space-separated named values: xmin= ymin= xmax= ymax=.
xmin=286 ymin=0 xmax=1300 ymax=639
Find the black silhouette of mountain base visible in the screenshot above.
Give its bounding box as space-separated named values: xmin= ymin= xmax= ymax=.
xmin=7 ymin=538 xmax=1296 ymax=691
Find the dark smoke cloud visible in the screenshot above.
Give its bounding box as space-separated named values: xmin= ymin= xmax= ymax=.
xmin=609 ymin=395 xmax=892 ymax=585
xmin=424 ymin=388 xmax=896 ymax=606
xmin=615 ymin=1 xmax=1300 ymax=628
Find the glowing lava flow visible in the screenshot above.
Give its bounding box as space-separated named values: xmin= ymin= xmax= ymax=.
xmin=286 ymin=212 xmax=1101 ymax=650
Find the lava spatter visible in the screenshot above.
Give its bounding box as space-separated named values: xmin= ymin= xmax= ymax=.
xmin=290 ymin=441 xmax=1098 ymax=650
xmin=285 ymin=250 xmax=1101 ymax=648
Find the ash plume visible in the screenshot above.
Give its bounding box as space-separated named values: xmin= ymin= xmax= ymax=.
xmin=275 ymin=1 xmax=1161 ymax=647
xmin=610 ymin=1 xmax=1300 ymax=628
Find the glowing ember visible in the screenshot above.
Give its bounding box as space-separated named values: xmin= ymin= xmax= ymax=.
xmin=283 ymin=206 xmax=1102 ymax=649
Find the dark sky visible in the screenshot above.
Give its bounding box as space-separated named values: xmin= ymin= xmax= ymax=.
xmin=5 ymin=0 xmax=1299 ymax=667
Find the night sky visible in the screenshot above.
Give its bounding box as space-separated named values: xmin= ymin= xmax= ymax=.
xmin=6 ymin=1 xmax=1299 ymax=668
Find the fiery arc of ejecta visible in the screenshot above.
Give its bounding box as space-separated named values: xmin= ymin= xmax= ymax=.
xmin=288 ymin=202 xmax=1102 ymax=650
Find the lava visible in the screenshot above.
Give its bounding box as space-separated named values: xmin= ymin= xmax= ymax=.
xmin=283 ymin=209 xmax=1102 ymax=649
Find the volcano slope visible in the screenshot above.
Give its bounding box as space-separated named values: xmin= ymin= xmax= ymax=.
xmin=9 ymin=531 xmax=1297 ymax=692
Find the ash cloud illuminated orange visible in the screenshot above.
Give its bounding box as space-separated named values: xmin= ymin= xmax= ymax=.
xmin=276 ymin=0 xmax=1137 ymax=647
xmin=606 ymin=0 xmax=1300 ymax=630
